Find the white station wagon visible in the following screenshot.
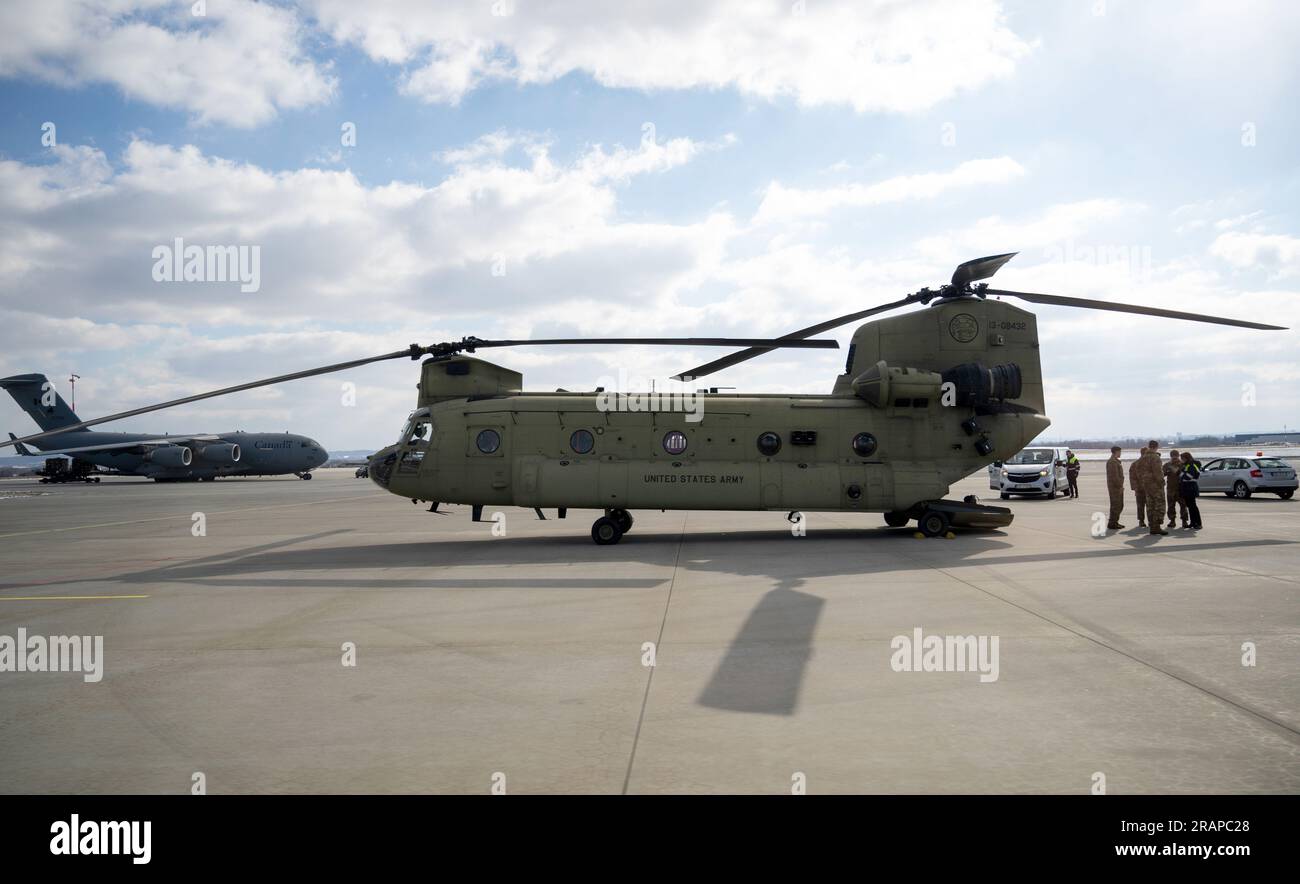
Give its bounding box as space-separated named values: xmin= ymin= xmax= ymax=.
xmin=1196 ymin=456 xmax=1297 ymax=499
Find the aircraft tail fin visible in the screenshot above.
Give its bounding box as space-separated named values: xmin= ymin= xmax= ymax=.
xmin=0 ymin=373 xmax=82 ymax=433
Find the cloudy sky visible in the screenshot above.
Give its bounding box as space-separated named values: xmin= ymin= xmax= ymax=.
xmin=1 ymin=0 xmax=1297 ymax=450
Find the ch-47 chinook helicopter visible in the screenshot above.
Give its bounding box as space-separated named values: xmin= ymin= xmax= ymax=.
xmin=2 ymin=253 xmax=1284 ymax=543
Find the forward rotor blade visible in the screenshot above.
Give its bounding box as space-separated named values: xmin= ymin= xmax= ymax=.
xmin=0 ymin=337 xmax=841 ymax=450
xmin=952 ymin=252 xmax=1018 ymax=288
xmin=1 ymin=348 xmax=415 ymax=450
xmin=984 ymin=289 xmax=1286 ymax=330
xmin=671 ymin=296 xmax=917 ymax=381
xmin=472 ymin=337 xmax=839 ymax=349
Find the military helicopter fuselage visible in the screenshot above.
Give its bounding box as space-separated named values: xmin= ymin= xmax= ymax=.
xmin=369 ymin=297 xmax=1049 ymax=540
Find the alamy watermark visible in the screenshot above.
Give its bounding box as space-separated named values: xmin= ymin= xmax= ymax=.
xmin=151 ymin=237 xmax=261 ymax=293
xmin=1042 ymin=239 xmax=1152 ymax=283
xmin=890 ymin=627 xmax=999 ymax=683
xmin=1 ymin=627 xmax=104 ymax=682
xmin=595 ymin=369 xmax=704 ymax=422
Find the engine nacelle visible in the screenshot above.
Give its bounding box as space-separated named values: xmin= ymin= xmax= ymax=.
xmin=851 ymin=361 xmax=943 ymax=407
xmin=145 ymin=445 xmax=192 ymax=467
xmin=852 ymin=359 xmax=1023 ymax=409
xmin=194 ymin=442 xmax=240 ymax=464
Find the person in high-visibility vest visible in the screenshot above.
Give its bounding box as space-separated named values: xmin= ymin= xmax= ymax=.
xmin=1064 ymin=450 xmax=1081 ymax=498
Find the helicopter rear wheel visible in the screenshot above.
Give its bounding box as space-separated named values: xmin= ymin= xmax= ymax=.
xmin=918 ymin=509 xmax=950 ymax=538
xmin=883 ymin=511 xmax=909 ymax=528
xmin=608 ymin=508 xmax=634 ymax=534
xmin=591 ymin=516 xmax=624 ymax=545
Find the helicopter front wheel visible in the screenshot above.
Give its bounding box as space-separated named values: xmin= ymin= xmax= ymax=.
xmin=883 ymin=511 xmax=910 ymax=528
xmin=592 ymin=516 xmax=624 ymax=545
xmin=607 ymin=508 xmax=634 ymax=534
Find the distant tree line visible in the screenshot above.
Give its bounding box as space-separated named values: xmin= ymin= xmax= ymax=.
xmin=1034 ymin=434 xmax=1251 ymax=449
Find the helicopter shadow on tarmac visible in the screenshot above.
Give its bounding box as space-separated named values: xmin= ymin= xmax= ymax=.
xmin=48 ymin=523 xmax=1295 ymax=718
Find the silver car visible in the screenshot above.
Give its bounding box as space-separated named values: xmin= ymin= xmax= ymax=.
xmin=1196 ymin=456 xmax=1297 ymax=499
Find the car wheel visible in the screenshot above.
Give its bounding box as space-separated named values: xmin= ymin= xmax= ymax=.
xmin=1279 ymin=490 xmax=1294 ymax=500
xmin=1232 ymin=480 xmax=1251 ymax=499
xmin=918 ymin=510 xmax=950 ymax=538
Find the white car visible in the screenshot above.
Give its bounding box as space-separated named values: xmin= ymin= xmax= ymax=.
xmin=989 ymin=446 xmax=1071 ymax=499
xmin=1196 ymin=456 xmax=1297 ymax=499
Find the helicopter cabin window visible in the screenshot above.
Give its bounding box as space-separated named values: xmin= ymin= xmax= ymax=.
xmin=852 ymin=432 xmax=878 ymax=458
xmin=475 ymin=428 xmax=502 ymax=454
xmin=570 ymin=429 xmax=595 ymax=455
xmin=662 ymin=430 xmax=688 ymax=455
xmin=756 ymin=432 xmax=781 ymax=457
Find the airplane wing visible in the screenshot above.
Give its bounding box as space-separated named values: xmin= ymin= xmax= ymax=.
xmin=15 ymin=434 xmax=223 ymax=457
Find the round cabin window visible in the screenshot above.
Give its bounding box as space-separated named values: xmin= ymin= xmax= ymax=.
xmin=663 ymin=430 xmax=688 ymax=455
xmin=852 ymin=432 xmax=877 ymax=458
xmin=756 ymin=431 xmax=781 ymax=457
xmin=475 ymin=429 xmax=501 ymax=454
xmin=570 ymin=429 xmax=595 ymax=454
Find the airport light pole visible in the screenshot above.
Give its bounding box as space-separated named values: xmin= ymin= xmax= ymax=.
xmin=69 ymin=373 xmax=80 ymax=412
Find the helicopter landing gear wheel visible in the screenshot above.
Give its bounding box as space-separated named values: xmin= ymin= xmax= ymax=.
xmin=591 ymin=516 xmax=623 ymax=545
xmin=883 ymin=511 xmax=909 ymax=528
xmin=608 ymin=508 xmax=633 ymax=534
xmin=918 ymin=509 xmax=950 ymax=538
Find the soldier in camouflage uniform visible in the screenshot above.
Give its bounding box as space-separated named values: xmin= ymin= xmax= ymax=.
xmin=1105 ymin=446 xmax=1125 ymax=530
xmin=1164 ymin=448 xmax=1189 ymax=528
xmin=1129 ymin=447 xmax=1148 ymax=527
xmin=1141 ymin=440 xmax=1168 ymax=535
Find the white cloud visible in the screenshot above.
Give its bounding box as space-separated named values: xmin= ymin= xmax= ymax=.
xmin=308 ymin=0 xmax=1032 ymax=111
xmin=1210 ymin=231 xmax=1300 ymax=278
xmin=0 ymin=0 xmax=335 ymax=127
xmin=754 ymin=157 xmax=1025 ymax=223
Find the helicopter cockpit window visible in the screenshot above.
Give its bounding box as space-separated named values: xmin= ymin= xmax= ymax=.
xmin=398 ymin=409 xmax=432 ymax=445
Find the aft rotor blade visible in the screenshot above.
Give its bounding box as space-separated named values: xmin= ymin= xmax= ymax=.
xmin=951 ymin=252 xmax=1018 ymax=288
xmin=984 ymin=289 xmax=1286 ymax=330
xmin=472 ymin=337 xmax=839 ymax=349
xmin=1 ymin=348 xmax=415 ymax=450
xmin=671 ymin=296 xmax=917 ymax=381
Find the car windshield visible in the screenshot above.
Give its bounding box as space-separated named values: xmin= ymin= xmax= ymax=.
xmin=1256 ymin=458 xmax=1289 ymax=468
xmin=1006 ymin=449 xmax=1055 ymax=465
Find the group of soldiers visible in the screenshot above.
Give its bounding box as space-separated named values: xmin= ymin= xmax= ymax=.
xmin=1104 ymin=440 xmax=1203 ymax=535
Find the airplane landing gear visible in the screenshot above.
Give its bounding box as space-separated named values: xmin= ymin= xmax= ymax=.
xmin=296 ymin=472 xmax=313 ymax=480
xmin=591 ymin=515 xmax=623 ymax=545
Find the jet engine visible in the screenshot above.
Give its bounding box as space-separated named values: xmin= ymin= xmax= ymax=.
xmin=145 ymin=445 xmax=192 ymax=467
xmin=194 ymin=442 xmax=240 ymax=464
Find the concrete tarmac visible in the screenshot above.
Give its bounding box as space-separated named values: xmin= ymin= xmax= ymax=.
xmin=1 ymin=468 xmax=1297 ymax=794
